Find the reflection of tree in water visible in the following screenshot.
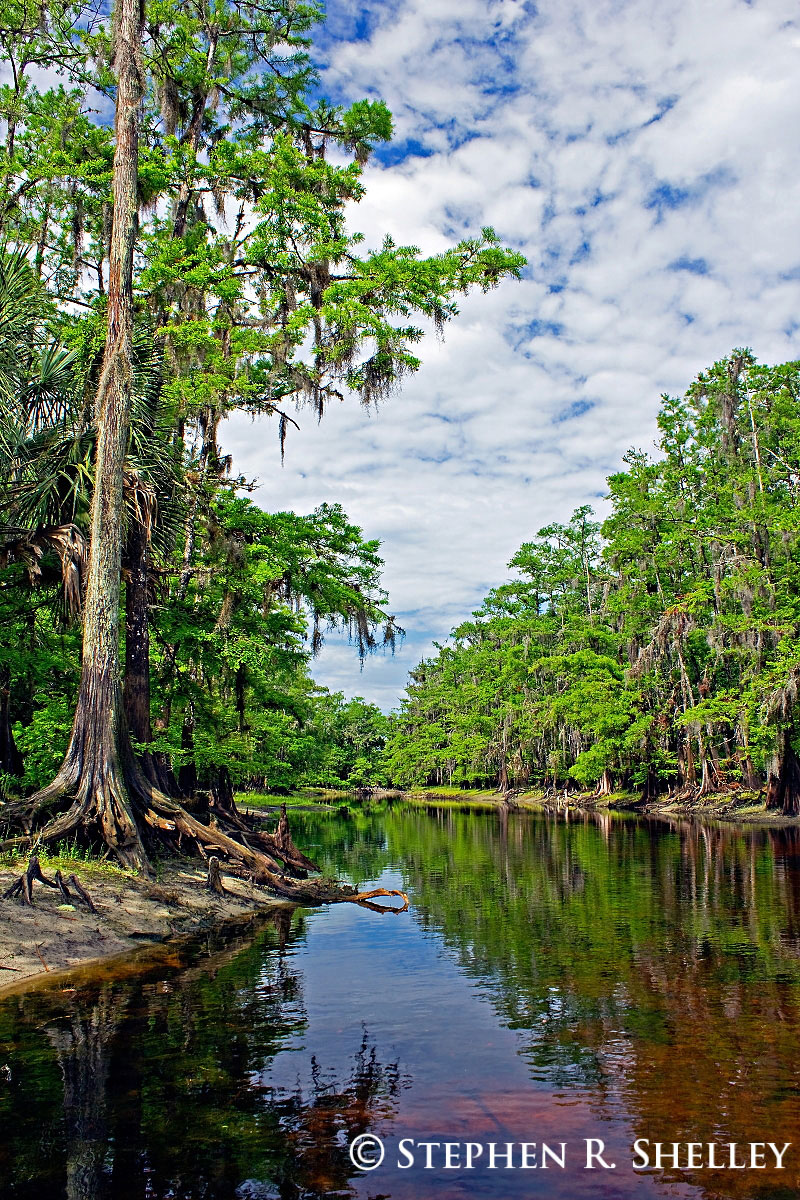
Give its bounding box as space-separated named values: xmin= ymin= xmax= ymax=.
xmin=245 ymin=1033 xmax=404 ymax=1200
xmin=0 ymin=907 xmax=405 ymax=1200
xmin=383 ymin=807 xmax=800 ymax=1198
xmin=46 ymin=987 xmax=120 ymax=1200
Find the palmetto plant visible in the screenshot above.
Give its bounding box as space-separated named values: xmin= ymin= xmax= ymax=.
xmin=0 ymin=247 xmax=88 ymax=611
xmin=0 ymin=250 xmax=183 ymax=610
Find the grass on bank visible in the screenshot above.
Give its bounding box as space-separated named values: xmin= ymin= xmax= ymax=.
xmin=0 ymin=839 xmax=131 ymax=880
xmin=236 ymin=788 xmax=351 ymax=810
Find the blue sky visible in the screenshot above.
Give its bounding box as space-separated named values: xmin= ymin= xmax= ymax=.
xmin=225 ymin=0 xmax=800 ymax=710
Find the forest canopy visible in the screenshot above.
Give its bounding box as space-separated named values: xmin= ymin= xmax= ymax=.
xmin=386 ymin=352 xmax=800 ymax=817
xmin=0 ymin=0 xmax=523 ymax=877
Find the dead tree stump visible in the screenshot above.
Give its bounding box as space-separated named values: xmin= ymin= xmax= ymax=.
xmin=206 ymin=856 xmax=225 ymax=895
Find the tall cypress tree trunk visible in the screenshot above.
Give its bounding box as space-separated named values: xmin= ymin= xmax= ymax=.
xmin=23 ymin=0 xmax=149 ymax=870
xmin=766 ymin=728 xmax=800 ymax=817
xmin=0 ymin=0 xmax=392 ymax=907
xmin=123 ymin=516 xmax=177 ymax=794
xmin=697 ymin=735 xmax=714 ymax=796
xmin=0 ymin=667 xmax=23 ymax=787
xmin=124 ymin=517 xmax=151 ymax=750
xmin=597 ymin=767 xmax=613 ymax=796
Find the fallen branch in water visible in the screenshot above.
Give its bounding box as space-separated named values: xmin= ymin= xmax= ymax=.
xmin=354 ymin=897 xmax=410 ymax=914
xmin=349 ymin=887 xmax=409 ymax=911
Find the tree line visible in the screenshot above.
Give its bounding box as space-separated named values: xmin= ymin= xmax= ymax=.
xmin=0 ymin=0 xmax=523 ymax=875
xmin=386 ymin=352 xmax=800 ymax=815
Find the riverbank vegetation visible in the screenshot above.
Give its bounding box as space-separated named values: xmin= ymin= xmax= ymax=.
xmin=0 ymin=0 xmax=522 ymax=883
xmin=386 ymin=353 xmax=800 ymax=816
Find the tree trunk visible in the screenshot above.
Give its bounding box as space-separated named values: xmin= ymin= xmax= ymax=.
xmin=640 ymin=763 xmax=659 ymax=803
xmin=498 ymin=759 xmax=509 ymax=793
xmin=698 ymin=736 xmax=714 ymax=796
xmin=0 ymin=667 xmax=23 ymax=785
xmin=178 ymin=701 xmax=198 ymax=796
xmin=20 ymin=0 xmax=149 ymax=870
xmin=685 ymin=733 xmax=696 ymax=785
xmin=766 ymin=728 xmax=800 ymax=816
xmin=123 ymin=516 xmax=151 ymax=749
xmin=123 ymin=517 xmax=177 ymax=794
xmin=0 ymin=12 xmax=370 ymax=902
xmin=597 ymin=767 xmax=613 ymax=796
xmin=739 ymin=721 xmax=760 ymax=790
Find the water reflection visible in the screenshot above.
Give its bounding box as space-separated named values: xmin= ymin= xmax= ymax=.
xmin=0 ymin=909 xmax=402 ymax=1199
xmin=3 ymin=807 xmax=800 ymax=1199
xmin=293 ymin=804 xmax=800 ymax=1197
xmin=49 ymin=986 xmax=118 ymax=1200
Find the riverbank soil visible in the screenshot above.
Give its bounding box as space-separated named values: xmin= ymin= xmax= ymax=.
xmin=401 ymin=785 xmax=800 ymax=823
xmin=0 ymin=855 xmax=289 ymax=988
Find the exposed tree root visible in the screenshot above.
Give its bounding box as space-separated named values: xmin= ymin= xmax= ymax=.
xmin=57 ymin=870 xmax=98 ymax=913
xmin=209 ymin=771 xmax=318 ymax=875
xmin=1 ymin=758 xmax=408 ymax=908
xmin=139 ymin=788 xmax=409 ymax=905
xmin=0 ymin=707 xmax=150 ymax=872
xmin=206 ymin=856 xmax=225 ymax=895
xmin=0 ymin=674 xmax=401 ymax=907
xmin=2 ymin=854 xmax=97 ymax=912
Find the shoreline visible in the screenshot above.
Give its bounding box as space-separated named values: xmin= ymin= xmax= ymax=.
xmin=394 ymin=786 xmax=800 ymax=825
xmin=2 ymin=789 xmax=795 ymax=999
xmin=0 ymin=855 xmax=292 ymax=996
xmin=242 ymin=784 xmax=800 ymax=826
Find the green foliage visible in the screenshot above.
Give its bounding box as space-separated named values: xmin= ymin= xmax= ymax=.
xmin=144 ymin=492 xmax=395 ymax=790
xmin=388 ymin=352 xmax=800 ymax=800
xmin=299 ymin=692 xmax=390 ymax=787
xmin=12 ymin=692 xmax=74 ymax=790
xmin=0 ymin=0 xmax=523 ymax=801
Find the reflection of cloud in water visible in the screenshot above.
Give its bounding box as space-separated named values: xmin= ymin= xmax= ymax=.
xmin=5 ymin=810 xmax=800 ymax=1200
xmin=0 ymin=909 xmax=407 ymax=1200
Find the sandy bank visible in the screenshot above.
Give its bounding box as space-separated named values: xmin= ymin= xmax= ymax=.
xmin=0 ymin=857 xmax=292 ymax=993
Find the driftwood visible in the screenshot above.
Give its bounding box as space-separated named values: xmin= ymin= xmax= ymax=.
xmin=2 ymin=854 xmax=97 ymax=912
xmin=270 ymin=881 xmax=409 ymax=910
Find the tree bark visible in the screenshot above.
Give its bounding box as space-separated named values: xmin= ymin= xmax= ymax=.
xmin=123 ymin=516 xmax=177 ymax=794
xmin=0 ymin=667 xmax=23 ymax=785
xmin=21 ymin=0 xmax=149 ymax=870
xmin=597 ymin=767 xmax=613 ymax=796
xmin=177 ymin=701 xmax=198 ymax=796
xmin=124 ymin=515 xmax=151 ymax=749
xmin=0 ymin=2 xmax=380 ymax=905
xmin=766 ymin=728 xmax=800 ymax=817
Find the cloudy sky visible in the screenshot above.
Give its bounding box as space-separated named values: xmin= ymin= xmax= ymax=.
xmin=224 ymin=0 xmax=800 ymax=711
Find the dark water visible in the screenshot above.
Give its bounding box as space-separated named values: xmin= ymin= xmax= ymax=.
xmin=2 ymin=804 xmax=800 ymax=1200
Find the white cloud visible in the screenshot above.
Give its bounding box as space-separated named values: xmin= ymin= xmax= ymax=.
xmin=224 ymin=0 xmax=800 ymax=709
